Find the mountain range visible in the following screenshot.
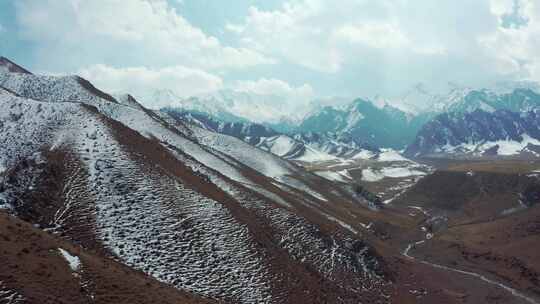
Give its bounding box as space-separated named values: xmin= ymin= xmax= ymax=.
xmin=3 ymin=56 xmax=540 ymax=303
xmin=405 ymin=88 xmax=540 ymax=158
xmin=163 ymin=81 xmax=540 ymax=160
xmin=163 ymin=108 xmax=380 ymax=162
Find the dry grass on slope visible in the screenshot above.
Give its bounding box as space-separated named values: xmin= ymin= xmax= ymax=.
xmin=0 ymin=212 xmax=218 ymax=304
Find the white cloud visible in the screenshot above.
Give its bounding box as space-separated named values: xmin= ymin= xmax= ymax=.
xmin=480 ymin=0 xmax=540 ymax=80
xmin=490 ymin=0 xmax=515 ymax=16
xmin=227 ymin=78 xmax=315 ymax=121
xmin=14 ymin=0 xmax=274 ymax=70
xmin=78 ymin=64 xmax=223 ymax=108
xmin=334 ymin=23 xmax=445 ymax=55
xmin=9 ymin=0 xmax=540 ymax=104
xmin=225 ymin=23 xmax=245 ymax=34
xmin=231 ymin=0 xmax=452 ymax=73
xmin=233 ymin=78 xmax=314 ymax=105
xmin=335 ymin=23 xmax=410 ymax=49
xmin=235 ymin=2 xmax=343 ymax=72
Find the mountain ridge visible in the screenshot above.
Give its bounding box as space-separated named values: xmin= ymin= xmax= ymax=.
xmin=0 ymin=57 xmax=395 ymax=303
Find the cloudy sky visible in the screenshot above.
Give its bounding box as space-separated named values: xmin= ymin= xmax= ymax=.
xmin=0 ymin=0 xmax=539 ymax=109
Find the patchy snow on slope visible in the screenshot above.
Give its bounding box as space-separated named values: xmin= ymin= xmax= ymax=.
xmin=275 ymin=175 xmax=328 ymax=202
xmin=362 ymin=167 xmax=426 ymax=182
xmin=314 ymin=169 xmax=352 ymax=183
xmin=257 ymin=135 xmax=338 ymax=162
xmin=352 ymin=150 xmax=376 ymax=159
xmin=345 ymin=110 xmax=364 ymax=130
xmin=0 ymin=87 xmax=278 ymax=303
xmin=361 ymin=169 xmax=384 ymax=182
xmin=439 ymin=134 xmax=540 ymax=156
xmin=296 ymin=146 xmax=338 ymax=162
xmin=314 ymin=171 xmax=347 ymax=182
xmin=0 ymin=71 xmax=115 ymax=110
xmin=192 ymin=126 xmax=293 ymax=178
xmin=58 ymin=248 xmax=81 ymax=272
xmin=323 ymin=213 xmax=361 ymax=235
xmin=242 ymin=183 xmax=293 ymax=209
xmin=0 ymin=281 xmax=25 ymax=303
xmin=377 ymin=149 xmax=411 ymax=162
xmin=0 ymin=68 xmax=391 ymax=299
xmin=0 ymin=89 xmax=81 ymax=172
xmin=477 ymin=134 xmax=540 ymax=156
xmin=263 ymin=135 xmax=297 ymax=157
xmin=71 ymin=115 xmax=275 ymax=303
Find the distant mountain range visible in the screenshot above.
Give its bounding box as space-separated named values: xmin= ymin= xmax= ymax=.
xmin=154 ymin=88 xmax=311 ymax=125
xmin=405 ymin=88 xmax=540 ymax=158
xmin=445 ymin=88 xmax=540 ymax=114
xmin=163 ymin=82 xmax=540 ymax=158
xmin=297 ymin=99 xmax=435 ymax=149
xmin=161 ymin=94 xmax=437 ymax=150
xmin=163 ymin=108 xmax=379 ymax=162
xmin=405 ymin=108 xmax=540 ymax=158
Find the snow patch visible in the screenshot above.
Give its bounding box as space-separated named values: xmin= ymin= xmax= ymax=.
xmin=441 ymin=134 xmax=540 ymax=156
xmin=377 ymin=149 xmax=411 ymax=162
xmin=352 ymin=149 xmax=375 ymax=159
xmin=58 ymin=248 xmax=81 ymax=272
xmin=314 ymin=170 xmax=351 ymax=183
xmin=362 ymin=167 xmax=426 ymax=182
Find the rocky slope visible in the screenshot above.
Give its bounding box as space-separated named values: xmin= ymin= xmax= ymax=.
xmin=445 ymin=88 xmax=540 ymax=114
xmin=403 ymin=86 xmax=540 ymax=158
xmin=0 ymin=58 xmax=393 ymax=303
xmin=162 ymin=109 xmax=279 ymax=144
xmin=405 ymin=109 xmax=540 ymax=158
xmin=298 ymin=99 xmax=434 ymax=149
xmin=163 ymin=108 xmax=378 ymax=161
xmin=0 ymin=212 xmax=217 ymax=304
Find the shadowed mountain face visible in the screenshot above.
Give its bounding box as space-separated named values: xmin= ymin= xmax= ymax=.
xmin=163 ymin=108 xmax=380 ymax=160
xmin=298 ymin=99 xmax=434 ymax=149
xmin=162 ymin=109 xmax=280 ymax=143
xmin=445 ymin=88 xmax=540 ymax=114
xmin=402 ymin=87 xmax=540 ymax=158
xmin=405 ymin=109 xmax=540 ymax=158
xmin=166 ymin=86 xmax=540 ymax=156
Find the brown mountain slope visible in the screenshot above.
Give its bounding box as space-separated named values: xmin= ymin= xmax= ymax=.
xmin=0 ymin=211 xmax=216 ymax=304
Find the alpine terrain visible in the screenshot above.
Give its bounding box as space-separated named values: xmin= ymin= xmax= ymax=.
xmin=3 ymin=51 xmax=540 ymax=304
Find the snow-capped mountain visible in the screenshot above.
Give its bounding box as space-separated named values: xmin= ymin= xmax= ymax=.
xmin=404 ymin=87 xmax=540 ymax=158
xmin=290 ymin=132 xmax=379 ymax=159
xmin=152 ymin=81 xmax=540 ymax=154
xmin=253 ymin=132 xmax=379 ymax=162
xmin=164 ymin=108 xmax=379 ymax=161
xmin=150 ymin=89 xmax=309 ymax=124
xmin=162 ymin=108 xmax=279 ymax=144
xmin=0 ymin=57 xmax=395 ymax=303
xmin=405 ymin=109 xmax=540 ymax=158
xmin=298 ymin=99 xmax=434 ymax=149
xmin=444 ymin=88 xmax=540 ymax=114
xmin=391 ymin=83 xmax=472 ymax=114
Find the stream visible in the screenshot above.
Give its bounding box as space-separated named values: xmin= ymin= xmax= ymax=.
xmin=402 ymin=239 xmax=540 ymax=304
